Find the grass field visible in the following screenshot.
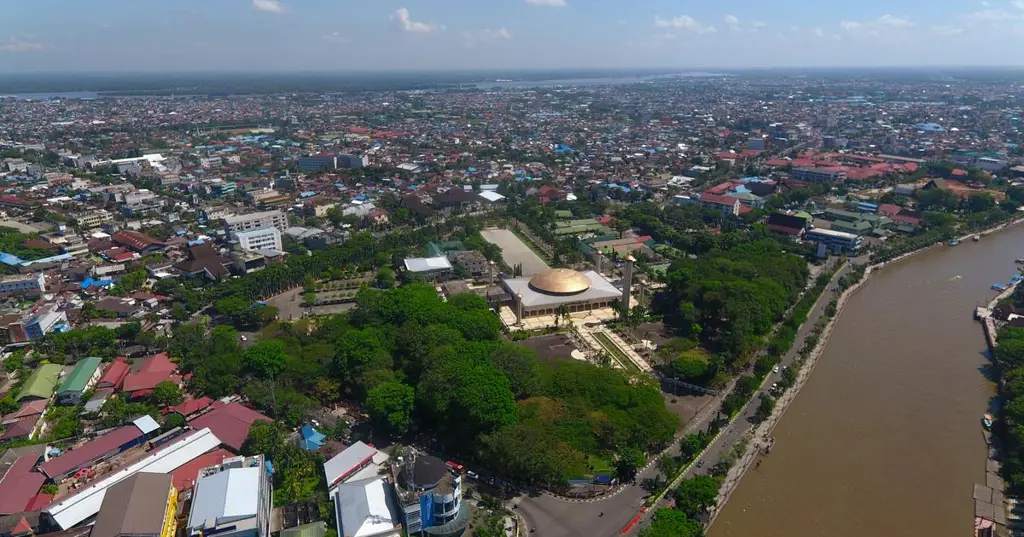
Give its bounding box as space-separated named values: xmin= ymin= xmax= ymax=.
xmin=592 ymin=331 xmax=640 ymax=372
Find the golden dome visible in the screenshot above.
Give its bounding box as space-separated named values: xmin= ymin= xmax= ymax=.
xmin=529 ymin=268 xmax=592 ymax=295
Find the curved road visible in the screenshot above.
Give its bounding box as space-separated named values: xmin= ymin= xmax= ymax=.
xmin=513 ymin=260 xmax=854 ymax=537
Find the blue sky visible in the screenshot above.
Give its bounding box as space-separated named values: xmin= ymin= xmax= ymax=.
xmin=1 ymin=0 xmax=1024 ymax=71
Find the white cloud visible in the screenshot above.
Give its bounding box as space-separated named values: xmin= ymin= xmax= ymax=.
xmin=965 ymin=8 xmax=1018 ymax=21
xmin=1012 ymin=0 xmax=1024 ymax=8
xmin=392 ymin=8 xmax=443 ymax=34
xmin=654 ymin=15 xmax=716 ymax=34
xmin=525 ymin=0 xmax=567 ymax=6
xmin=322 ymin=31 xmax=348 ymax=43
xmin=814 ymin=27 xmax=826 ymax=37
xmin=0 ymin=37 xmax=46 ymax=52
xmin=840 ymin=14 xmax=914 ymax=34
xmin=463 ymin=27 xmax=512 ymax=46
xmin=724 ymin=14 xmax=765 ymax=33
xmin=932 ymin=25 xmax=965 ymax=35
xmin=877 ymin=14 xmax=914 ymax=27
xmin=251 ymin=0 xmax=286 ymax=14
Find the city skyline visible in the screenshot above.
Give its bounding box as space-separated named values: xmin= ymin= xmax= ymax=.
xmin=3 ymin=0 xmax=1024 ymax=72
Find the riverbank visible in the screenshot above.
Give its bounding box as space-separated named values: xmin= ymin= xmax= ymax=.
xmin=974 ymin=272 xmax=1022 ymax=534
xmin=708 ymin=216 xmax=1024 ymax=530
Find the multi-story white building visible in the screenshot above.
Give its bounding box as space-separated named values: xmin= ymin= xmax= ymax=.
xmin=233 ymin=227 xmax=283 ymax=253
xmin=187 ymin=455 xmax=273 ymax=537
xmin=698 ymin=193 xmax=740 ymax=217
xmin=337 ymin=153 xmax=369 ymax=169
xmin=0 ymin=273 xmax=45 ymax=296
xmin=74 ymin=209 xmax=114 ymax=229
xmin=223 ymin=210 xmax=289 ymax=234
xmin=805 ymin=228 xmax=863 ymax=254
xmin=791 ymin=167 xmax=846 ymax=183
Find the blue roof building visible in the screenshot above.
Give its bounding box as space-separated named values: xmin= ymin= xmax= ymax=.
xmin=299 ymin=425 xmax=326 ymax=451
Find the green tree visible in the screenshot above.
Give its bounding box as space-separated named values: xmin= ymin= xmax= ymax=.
xmin=489 ymin=344 xmax=541 ymax=399
xmin=675 ymin=475 xmax=721 ymax=518
xmin=640 ymin=508 xmax=703 ymax=537
xmin=365 ymin=380 xmax=415 ymax=435
xmin=244 ymin=339 xmax=288 ymax=379
xmin=150 ymin=381 xmax=184 ymax=407
xmin=671 ymin=350 xmax=710 ymax=381
xmin=616 ymin=446 xmax=646 ymax=481
xmin=754 ymin=394 xmax=775 ymax=423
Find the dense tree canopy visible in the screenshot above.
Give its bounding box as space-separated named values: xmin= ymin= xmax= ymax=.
xmin=658 ymin=239 xmax=808 ymax=366
xmin=180 ymin=282 xmax=680 ymax=488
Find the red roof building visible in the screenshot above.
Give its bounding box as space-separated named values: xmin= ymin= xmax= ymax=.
xmin=188 ymin=402 xmax=271 ymax=452
xmin=169 ymin=448 xmax=233 ymax=492
xmin=111 ymin=231 xmax=163 ymax=252
xmin=97 ymin=358 xmax=129 ymax=390
xmin=122 ymin=353 xmax=179 ymax=400
xmin=163 ymin=396 xmax=214 ymax=418
xmin=0 ymin=452 xmax=46 ymax=515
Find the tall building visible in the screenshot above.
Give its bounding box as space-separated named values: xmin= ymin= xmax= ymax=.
xmin=92 ymin=472 xmax=178 ymax=537
xmin=297 ymin=154 xmax=337 ymax=172
xmin=233 ymin=227 xmax=283 ymax=253
xmin=223 ymin=210 xmax=289 ymax=234
xmin=392 ymin=453 xmax=469 ymax=536
xmin=337 ymin=153 xmax=369 ymax=169
xmin=186 ymin=455 xmax=273 ymax=537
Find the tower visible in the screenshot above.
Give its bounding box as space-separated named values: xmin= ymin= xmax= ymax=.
xmin=515 ymin=293 xmax=524 ymax=325
xmin=595 ymin=252 xmax=603 ymax=275
xmin=488 ymin=260 xmax=496 ymax=286
xmin=621 ymin=255 xmax=635 ymax=316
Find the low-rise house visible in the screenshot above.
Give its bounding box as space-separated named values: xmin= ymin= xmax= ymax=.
xmin=56 ymin=357 xmax=102 ymax=405
xmin=187 ymin=401 xmax=271 ymax=453
xmin=15 ymin=363 xmax=62 ymax=402
xmin=122 ymin=353 xmax=180 ymax=401
xmin=0 ymin=446 xmax=47 ymax=516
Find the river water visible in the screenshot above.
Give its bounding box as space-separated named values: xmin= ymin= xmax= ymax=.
xmin=710 ymin=228 xmax=1024 ymax=537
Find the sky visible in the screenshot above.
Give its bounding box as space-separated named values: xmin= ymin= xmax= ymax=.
xmin=2 ymin=0 xmax=1024 ymax=72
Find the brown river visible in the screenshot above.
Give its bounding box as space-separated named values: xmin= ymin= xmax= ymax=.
xmin=709 ymin=228 xmax=1024 ymax=537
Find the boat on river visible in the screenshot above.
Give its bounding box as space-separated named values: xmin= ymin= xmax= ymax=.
xmin=983 ymin=413 xmax=994 ymax=430
xmin=992 ymin=283 xmax=1007 ymax=291
xmin=973 ymin=235 xmax=981 ymax=242
xmin=949 ymin=240 xmax=961 ymax=247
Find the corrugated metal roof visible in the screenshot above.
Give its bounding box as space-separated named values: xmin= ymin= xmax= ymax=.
xmin=46 ymin=428 xmax=222 ymax=529
xmin=58 ymin=357 xmax=101 ymax=395
xmin=189 ymin=466 xmax=260 ymax=528
xmin=16 ymin=363 xmax=63 ymax=401
xmin=403 ymin=256 xmax=452 ymax=273
xmin=323 ymin=441 xmax=377 ymax=487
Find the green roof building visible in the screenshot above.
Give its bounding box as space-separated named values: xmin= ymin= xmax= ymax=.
xmin=57 ymin=357 xmax=102 ymax=405
xmin=16 ymin=363 xmax=63 ymax=402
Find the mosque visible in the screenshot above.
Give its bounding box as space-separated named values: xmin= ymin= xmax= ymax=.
xmin=496 ymin=257 xmax=636 ymax=329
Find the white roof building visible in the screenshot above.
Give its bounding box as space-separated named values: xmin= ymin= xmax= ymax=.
xmin=332 ymin=477 xmax=401 ymax=537
xmin=323 ymin=441 xmax=379 ymax=489
xmin=403 ymin=257 xmax=453 ymax=274
xmin=187 ymin=455 xmax=272 ymax=537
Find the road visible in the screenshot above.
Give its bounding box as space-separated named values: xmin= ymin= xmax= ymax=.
xmin=514 ymin=260 xmax=854 ymax=537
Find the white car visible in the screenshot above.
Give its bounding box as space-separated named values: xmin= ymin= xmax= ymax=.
xmin=773 ymin=365 xmax=780 ymax=374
